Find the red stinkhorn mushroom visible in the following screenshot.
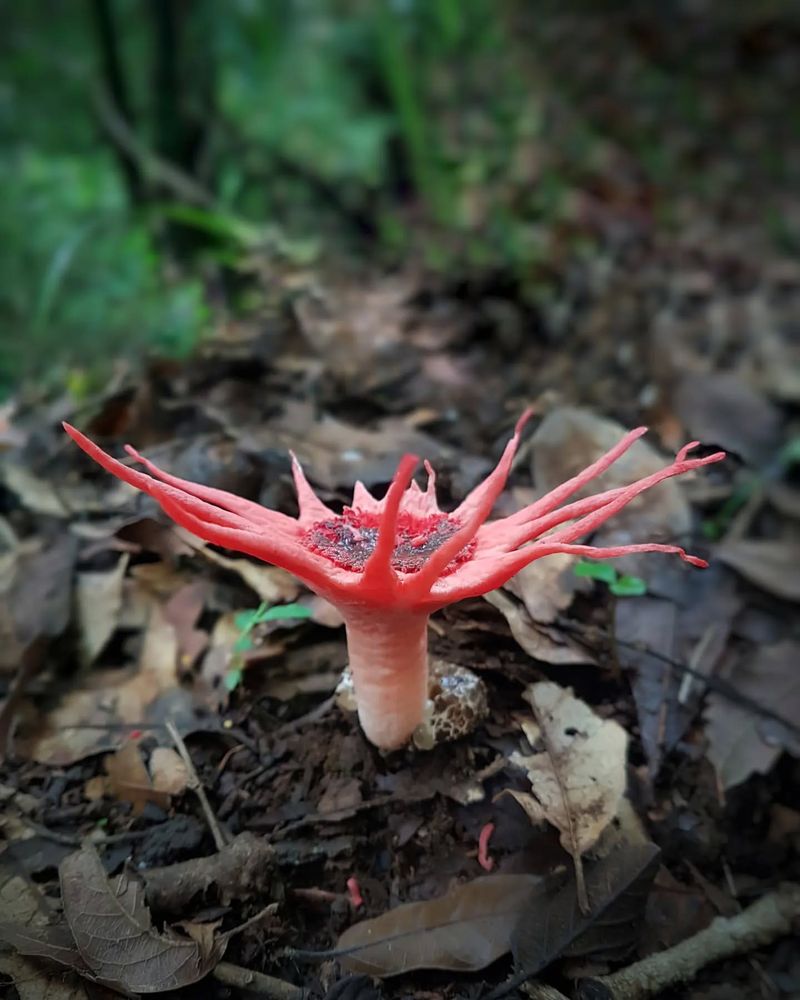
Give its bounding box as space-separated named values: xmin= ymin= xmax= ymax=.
xmin=63 ymin=414 xmax=724 ymax=750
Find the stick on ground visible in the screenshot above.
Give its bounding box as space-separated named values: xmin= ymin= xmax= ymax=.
xmin=577 ymin=883 xmax=800 ymax=1000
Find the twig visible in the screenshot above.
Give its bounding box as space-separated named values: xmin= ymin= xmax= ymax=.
xmin=213 ymin=961 xmax=304 ymax=999
xmin=223 ymin=902 xmax=279 ymax=942
xmin=523 ymin=986 xmax=570 ymax=1000
xmin=165 ymin=719 xmax=229 ymax=850
xmin=577 ymin=883 xmax=800 ymax=1000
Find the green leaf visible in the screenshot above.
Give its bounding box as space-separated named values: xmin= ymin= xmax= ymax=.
xmin=235 ymin=603 xmax=313 ymax=631
xmin=233 ymin=635 xmax=254 ymax=653
xmin=609 ymin=575 xmax=647 ymax=597
xmin=224 ymin=668 xmax=243 ymax=692
xmin=779 ymin=437 xmax=800 ymax=468
xmin=574 ymin=560 xmax=618 ymax=584
xmin=257 ymin=603 xmax=313 ymax=622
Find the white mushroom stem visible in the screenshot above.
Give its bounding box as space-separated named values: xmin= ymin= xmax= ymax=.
xmin=342 ymin=608 xmax=429 ymax=750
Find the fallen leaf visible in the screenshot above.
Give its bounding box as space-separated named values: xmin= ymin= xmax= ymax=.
xmin=715 ymin=538 xmax=800 ymax=602
xmin=75 ymin=555 xmax=129 ymax=664
xmin=0 ymin=533 xmax=77 ymax=671
xmin=615 ymin=597 xmax=682 ymax=781
xmin=505 ymin=682 xmax=628 ymax=911
xmin=176 ymin=529 xmax=300 ymax=604
xmin=162 ymin=581 xmax=209 ymax=669
xmin=531 ymin=407 xmax=691 ymax=539
xmin=60 ymin=845 xmax=223 ymax=993
xmin=483 ymin=589 xmax=596 ymax=666
xmin=0 ymin=955 xmax=94 ymax=1000
xmin=337 ymin=874 xmax=544 ymax=976
xmin=672 ymin=372 xmax=782 ymax=466
xmin=639 ymin=867 xmax=716 ymax=955
xmin=246 ymin=400 xmax=451 ymax=492
xmin=503 ymin=552 xmax=583 ymax=624
xmin=705 ymin=641 xmax=800 ymax=789
xmin=2 ymin=458 xmax=134 ymax=517
xmin=103 ymin=741 xmax=170 ymax=815
xmin=0 ymin=849 xmax=98 ymax=999
xmin=149 ymin=747 xmax=189 ymax=796
xmin=510 ymin=841 xmax=660 ymax=974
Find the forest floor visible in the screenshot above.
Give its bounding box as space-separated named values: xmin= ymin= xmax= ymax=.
xmin=1 ymin=11 xmax=800 ymax=1000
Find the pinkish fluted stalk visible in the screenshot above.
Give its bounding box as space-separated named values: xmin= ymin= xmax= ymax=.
xmin=342 ymin=608 xmax=429 ymax=749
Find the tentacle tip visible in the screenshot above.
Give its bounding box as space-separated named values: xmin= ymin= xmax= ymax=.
xmin=514 ymin=407 xmax=535 ymax=436
xmin=683 ymin=554 xmax=709 ymax=568
xmin=124 ymin=443 xmax=144 ymax=463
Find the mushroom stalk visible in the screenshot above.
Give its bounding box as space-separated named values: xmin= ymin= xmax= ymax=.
xmin=342 ymin=608 xmax=429 ymax=749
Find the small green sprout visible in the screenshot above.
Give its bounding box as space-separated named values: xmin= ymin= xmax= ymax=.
xmin=574 ymin=558 xmax=647 ymax=597
xmin=225 ymin=602 xmax=313 ymax=691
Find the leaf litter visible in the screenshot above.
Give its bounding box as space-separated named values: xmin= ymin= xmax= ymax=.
xmin=504 ymin=682 xmax=628 ymax=911
xmin=1 ymin=56 xmax=800 ymax=995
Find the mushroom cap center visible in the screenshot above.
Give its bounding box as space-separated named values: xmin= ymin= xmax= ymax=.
xmin=303 ymin=508 xmax=475 ymax=574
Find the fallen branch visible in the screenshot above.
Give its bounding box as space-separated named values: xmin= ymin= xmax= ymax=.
xmin=142 ymin=831 xmax=275 ymax=915
xmin=577 ymin=883 xmax=800 ymax=1000
xmin=213 ymin=961 xmax=304 ymax=999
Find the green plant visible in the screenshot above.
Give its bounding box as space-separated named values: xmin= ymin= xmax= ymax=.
xmin=574 ymin=559 xmax=647 ymax=598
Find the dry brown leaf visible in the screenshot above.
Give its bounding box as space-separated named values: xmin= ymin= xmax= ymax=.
xmin=251 ymin=400 xmax=451 ymax=492
xmin=2 ymin=460 xmax=134 ymax=517
xmin=149 ymin=747 xmax=189 ymax=796
xmin=705 ymin=641 xmax=800 ymax=789
xmin=75 ymin=554 xmax=129 ymax=664
xmin=162 ymin=581 xmax=209 ymax=669
xmin=505 ymin=681 xmax=628 ymax=911
xmin=103 ymin=741 xmax=170 ymax=815
xmin=715 ymin=538 xmax=800 ymax=602
xmin=484 ymin=588 xmax=596 ymax=666
xmin=20 ymin=600 xmax=198 ymax=764
xmin=338 ymin=874 xmax=544 ymax=976
xmin=531 ymin=407 xmax=692 ymax=538
xmin=672 ymin=371 xmax=782 ymax=466
xmin=0 ymin=847 xmax=95 ymax=999
xmin=60 ymin=846 xmax=223 ymax=993
xmin=503 ymin=552 xmax=583 ymax=624
xmin=175 ymin=529 xmax=300 ymax=604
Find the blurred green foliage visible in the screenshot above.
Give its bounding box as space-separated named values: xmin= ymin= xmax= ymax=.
xmin=1 ymin=1 xmax=796 ymax=394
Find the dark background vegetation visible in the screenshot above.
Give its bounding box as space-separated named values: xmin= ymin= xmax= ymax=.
xmin=2 ymin=0 xmax=798 ymax=396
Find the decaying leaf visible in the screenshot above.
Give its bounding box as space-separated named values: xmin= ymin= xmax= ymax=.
xmin=60 ymin=845 xmax=223 ymax=993
xmin=102 ymin=741 xmax=170 ymax=815
xmin=337 ymin=874 xmax=544 ymax=976
xmin=176 ymin=530 xmax=300 ymax=604
xmin=505 ymin=682 xmax=628 ymax=911
xmin=672 ymin=371 xmax=782 ymax=467
xmin=149 ymin=746 xmax=189 ymax=796
xmin=0 ymin=851 xmax=97 ymax=999
xmin=705 ymin=641 xmax=800 ymax=789
xmin=484 ymin=589 xmax=596 ymax=666
xmin=531 ymin=408 xmax=692 ymax=539
xmin=715 ymin=539 xmax=800 ymax=602
xmin=510 ymin=841 xmax=660 ymax=975
xmin=503 ymin=552 xmax=584 ymax=625
xmin=75 ymin=555 xmax=130 ymax=664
